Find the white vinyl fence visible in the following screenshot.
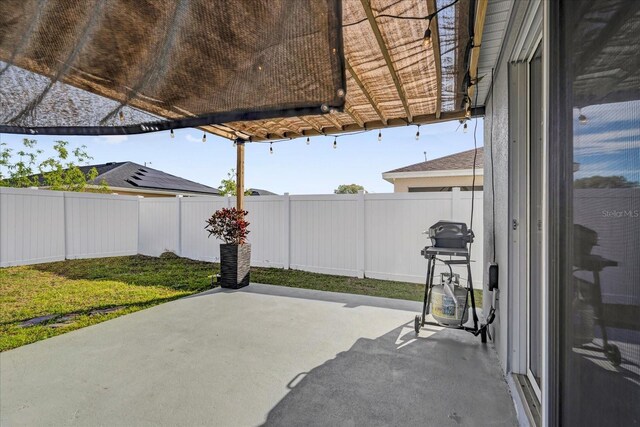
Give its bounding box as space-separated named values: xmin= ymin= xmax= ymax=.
xmin=0 ymin=187 xmax=138 ymax=267
xmin=1 ymin=187 xmax=483 ymax=284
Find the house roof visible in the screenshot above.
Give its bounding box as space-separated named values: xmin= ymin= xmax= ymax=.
xmin=73 ymin=162 xmax=220 ymax=195
xmin=385 ymin=148 xmax=484 ymax=174
xmin=248 ymin=188 xmax=277 ymax=196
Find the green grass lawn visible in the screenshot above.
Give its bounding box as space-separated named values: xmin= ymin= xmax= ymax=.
xmin=0 ymin=253 xmax=482 ymax=351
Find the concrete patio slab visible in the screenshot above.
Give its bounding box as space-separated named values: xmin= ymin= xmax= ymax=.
xmin=1 ymin=284 xmax=518 ymax=426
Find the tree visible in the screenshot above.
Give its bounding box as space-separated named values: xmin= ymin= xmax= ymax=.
xmin=217 ymin=168 xmax=251 ymax=196
xmin=334 ymin=184 xmax=366 ymax=194
xmin=0 ymin=138 xmax=108 ymax=192
xmin=574 ymin=175 xmax=638 ymax=189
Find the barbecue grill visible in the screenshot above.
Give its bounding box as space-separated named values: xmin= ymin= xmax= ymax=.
xmin=415 ymin=221 xmax=487 ymax=342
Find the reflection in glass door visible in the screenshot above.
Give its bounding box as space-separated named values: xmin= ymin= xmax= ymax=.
xmin=528 ymin=42 xmax=543 ymax=394
xmin=558 ymin=1 xmax=640 ymax=424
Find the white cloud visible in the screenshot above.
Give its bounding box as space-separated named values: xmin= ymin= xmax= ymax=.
xmin=94 ymin=135 xmax=129 ymax=144
xmin=575 ymin=139 xmax=640 ymax=156
xmin=185 ymin=134 xmax=201 ymax=143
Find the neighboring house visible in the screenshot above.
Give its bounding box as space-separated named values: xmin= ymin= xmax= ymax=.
xmin=38 ymin=162 xmax=220 ymax=197
xmin=247 ymin=188 xmax=277 ymax=196
xmin=382 ymin=148 xmax=483 ymax=192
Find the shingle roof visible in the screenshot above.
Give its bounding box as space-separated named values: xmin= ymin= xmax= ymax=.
xmin=248 ymin=188 xmax=277 ymax=196
xmin=73 ymin=162 xmax=220 ymax=195
xmin=385 ymin=148 xmax=483 ymax=174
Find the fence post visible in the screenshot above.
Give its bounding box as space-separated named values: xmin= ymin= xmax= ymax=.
xmin=137 ymin=196 xmax=144 ymax=254
xmin=356 ymin=190 xmax=365 ymax=278
xmin=283 ymin=193 xmax=290 ymax=270
xmin=63 ymin=191 xmax=68 ymax=260
xmin=451 ymin=187 xmax=461 ymax=220
xmin=176 ymin=195 xmax=183 ymax=256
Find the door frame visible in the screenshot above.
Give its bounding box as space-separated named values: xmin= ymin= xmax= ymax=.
xmin=525 ymin=39 xmax=544 ymax=400
xmin=507 ymin=0 xmax=544 ymax=402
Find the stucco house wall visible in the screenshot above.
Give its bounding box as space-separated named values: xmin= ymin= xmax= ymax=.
xmin=392 ymin=175 xmax=484 ymax=192
xmin=483 ymin=0 xmax=531 ymax=375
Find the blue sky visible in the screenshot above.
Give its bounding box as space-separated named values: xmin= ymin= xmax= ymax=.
xmin=0 ymin=119 xmax=484 ymax=194
xmin=573 ymin=100 xmax=640 ymax=184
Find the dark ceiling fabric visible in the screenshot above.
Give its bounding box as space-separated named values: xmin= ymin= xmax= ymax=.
xmin=0 ymin=0 xmax=345 ymax=135
xmin=570 ymin=0 xmax=640 ymax=108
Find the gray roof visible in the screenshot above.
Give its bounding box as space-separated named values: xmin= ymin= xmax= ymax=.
xmin=248 ymin=188 xmax=277 ymax=196
xmin=385 ymin=148 xmax=483 ymax=174
xmin=78 ymin=162 xmax=220 ymax=195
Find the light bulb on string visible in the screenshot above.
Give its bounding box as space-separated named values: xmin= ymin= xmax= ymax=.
xmin=202 ymin=133 xmax=206 ymax=143
xmin=415 ymin=125 xmax=420 ymax=141
xmin=578 ymin=108 xmax=587 ymax=124
xmin=333 ymin=137 xmax=337 ymax=149
xmin=233 ymin=140 xmax=237 ymax=147
xmin=119 ymin=110 xmax=125 ymax=122
xmin=170 ymin=129 xmax=174 ymax=139
xmin=463 ymin=122 xmax=468 ymax=133
xmin=306 ymin=137 xmax=311 ymax=145
xmin=423 ymin=28 xmax=432 ymax=49
xmin=269 ymin=143 xmax=273 ymax=155
xmin=378 ymin=130 xmax=382 ymax=142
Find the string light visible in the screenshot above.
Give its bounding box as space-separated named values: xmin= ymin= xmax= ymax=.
xmin=233 ymin=140 xmax=237 ymax=147
xmin=119 ymin=110 xmax=124 ymax=122
xmin=378 ymin=130 xmax=382 ymax=142
xmin=257 ymin=128 xmax=373 ymax=154
xmin=170 ymin=129 xmax=174 ymax=139
xmin=463 ymin=122 xmax=468 ymax=133
xmin=578 ymin=108 xmax=587 ymax=124
xmin=423 ymin=27 xmax=432 ymax=48
xmin=415 ymin=125 xmax=420 ymax=140
xmin=202 ymin=133 xmax=206 ymax=143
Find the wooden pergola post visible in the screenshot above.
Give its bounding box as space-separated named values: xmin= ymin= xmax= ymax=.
xmin=236 ymin=139 xmax=245 ymax=213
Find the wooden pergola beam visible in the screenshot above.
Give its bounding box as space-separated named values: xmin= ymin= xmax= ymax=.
xmin=344 ymin=101 xmax=365 ymax=128
xmin=274 ymin=119 xmax=305 ymax=139
xmin=198 ymin=123 xmax=257 ymax=142
xmin=261 ymin=121 xmax=288 ymax=139
xmin=345 ymin=60 xmax=387 ymax=125
xmin=323 ymin=113 xmax=345 ymax=131
xmin=243 ymin=107 xmax=484 ymax=142
xmin=200 ymin=125 xmax=239 ymax=141
xmin=427 ymin=0 xmax=443 ymax=119
xmin=223 ymin=122 xmax=269 ymax=140
xmin=360 ymin=0 xmax=413 ymax=122
xmin=298 ymin=116 xmax=325 ymax=134
xmin=467 ymin=0 xmax=488 ymax=110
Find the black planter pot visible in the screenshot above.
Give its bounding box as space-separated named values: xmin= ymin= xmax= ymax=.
xmin=219 ymin=243 xmax=251 ymax=289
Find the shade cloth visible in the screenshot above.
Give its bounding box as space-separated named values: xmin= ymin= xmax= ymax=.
xmin=0 ymin=0 xmax=345 ymax=135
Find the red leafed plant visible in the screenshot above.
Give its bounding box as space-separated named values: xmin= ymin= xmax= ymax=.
xmin=205 ymin=208 xmax=250 ymax=244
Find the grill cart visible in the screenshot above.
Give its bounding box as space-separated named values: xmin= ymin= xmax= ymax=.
xmin=414 ymin=221 xmax=488 ymax=343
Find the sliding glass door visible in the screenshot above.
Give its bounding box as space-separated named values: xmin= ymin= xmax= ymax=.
xmin=551 ymin=1 xmax=640 ymax=424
